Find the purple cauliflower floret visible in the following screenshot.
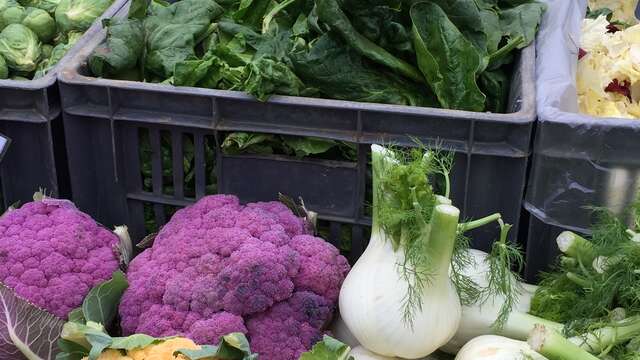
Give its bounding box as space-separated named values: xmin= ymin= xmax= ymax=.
xmin=0 ymin=198 xmax=119 ymax=318
xmin=247 ymin=291 xmax=333 ymax=360
xmin=119 ymin=195 xmax=350 ymax=360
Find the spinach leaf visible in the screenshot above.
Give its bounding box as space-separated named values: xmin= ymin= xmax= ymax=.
xmin=128 ymin=0 xmax=149 ymax=19
xmin=143 ymin=0 xmax=224 ymax=78
xmin=221 ymin=132 xmax=279 ymax=155
xmin=243 ymin=56 xmax=308 ymax=101
xmin=498 ymin=2 xmax=546 ymax=49
xmin=315 ymin=0 xmax=424 ymax=83
xmin=479 ymin=68 xmax=509 ymax=113
xmin=291 ymin=34 xmax=436 ymax=107
xmin=233 ymin=0 xmax=271 ymax=30
xmin=427 ymin=0 xmax=488 ymax=53
xmin=88 ymin=18 xmax=144 ymax=78
xmin=410 ymin=1 xmax=485 ymax=111
xmin=174 ymin=55 xmax=244 ymax=89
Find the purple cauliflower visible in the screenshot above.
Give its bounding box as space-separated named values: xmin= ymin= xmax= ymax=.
xmin=120 ymin=195 xmax=350 ymax=360
xmin=0 ymin=197 xmax=120 ymax=318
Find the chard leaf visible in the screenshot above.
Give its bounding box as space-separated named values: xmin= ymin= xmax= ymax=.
xmin=0 ymin=282 xmax=64 ymax=360
xmin=299 ymin=336 xmax=353 ymax=360
xmin=410 ymin=2 xmax=485 ymax=111
xmin=81 ymin=271 xmax=128 ymax=325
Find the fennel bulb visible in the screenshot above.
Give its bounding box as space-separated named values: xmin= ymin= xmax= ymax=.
xmin=339 ymin=145 xmax=462 ymax=359
xmin=455 ymin=335 xmax=547 ymax=360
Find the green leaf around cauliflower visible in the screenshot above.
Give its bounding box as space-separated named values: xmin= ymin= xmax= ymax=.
xmin=0 ymin=23 xmax=41 ymax=72
xmin=88 ymin=18 xmax=143 ymax=77
xmin=299 ymin=336 xmax=353 ymax=360
xmin=174 ymin=333 xmax=257 ymax=360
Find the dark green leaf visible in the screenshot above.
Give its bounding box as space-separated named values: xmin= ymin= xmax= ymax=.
xmin=243 ymin=57 xmax=306 ymax=101
xmin=427 ymin=0 xmax=488 ymax=53
xmin=221 ymin=132 xmax=278 ymax=155
xmin=498 ymin=2 xmax=546 ymax=49
xmin=128 ymin=0 xmax=149 ymax=19
xmin=315 ymin=0 xmax=423 ymax=83
xmin=89 ymin=18 xmax=144 ymax=78
xmin=291 ymin=34 xmax=436 ymax=107
xmin=143 ymin=0 xmax=224 ymax=78
xmin=479 ymin=68 xmax=509 ymax=113
xmin=81 ymin=271 xmax=128 ymax=325
xmin=281 ymin=136 xmax=338 ymax=157
xmin=410 ymin=2 xmax=485 ymax=111
xmin=233 ymin=0 xmax=270 ymax=29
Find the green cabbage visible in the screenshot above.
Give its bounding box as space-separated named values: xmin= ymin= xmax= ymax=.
xmin=40 ymin=41 xmax=51 ymax=56
xmin=18 ymin=0 xmax=60 ymax=13
xmin=0 ymin=23 xmax=41 ymax=72
xmin=22 ymin=6 xmax=55 ymax=42
xmin=0 ymin=0 xmax=17 ymax=13
xmin=0 ymin=54 xmax=7 ymax=78
xmin=54 ymin=0 xmax=112 ymax=33
xmin=0 ymin=6 xmax=26 ymax=29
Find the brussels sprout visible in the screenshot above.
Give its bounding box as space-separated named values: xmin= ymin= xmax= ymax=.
xmin=22 ymin=7 xmax=54 ymax=42
xmin=0 ymin=0 xmax=18 ymax=12
xmin=18 ymin=0 xmax=60 ymax=13
xmin=55 ymin=0 xmax=113 ymax=33
xmin=41 ymin=42 xmax=51 ymax=56
xmin=0 ymin=54 xmax=7 ymax=78
xmin=0 ymin=23 xmax=41 ymax=72
xmin=0 ymin=6 xmax=26 ymax=29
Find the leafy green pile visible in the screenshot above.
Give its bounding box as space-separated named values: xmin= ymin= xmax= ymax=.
xmin=530 ymin=199 xmax=640 ymax=358
xmin=221 ymin=132 xmax=357 ymax=161
xmin=89 ymin=0 xmax=545 ymax=112
xmin=0 ymin=0 xmax=113 ymax=80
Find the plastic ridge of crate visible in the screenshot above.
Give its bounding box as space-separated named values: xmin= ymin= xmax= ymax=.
xmin=0 ymin=0 xmax=129 ymax=209
xmin=58 ymin=7 xmax=537 ymax=258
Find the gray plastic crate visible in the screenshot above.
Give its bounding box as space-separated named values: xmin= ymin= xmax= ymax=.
xmin=58 ymin=16 xmax=537 ymax=257
xmin=0 ymin=0 xmax=127 ymax=209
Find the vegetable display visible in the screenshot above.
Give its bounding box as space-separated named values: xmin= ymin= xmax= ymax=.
xmin=577 ymin=2 xmax=640 ymax=118
xmin=88 ymin=0 xmax=545 ymax=112
xmin=0 ymin=0 xmax=113 ymax=80
xmin=0 ymin=192 xmax=130 ymax=359
xmin=118 ymin=195 xmax=350 ymax=360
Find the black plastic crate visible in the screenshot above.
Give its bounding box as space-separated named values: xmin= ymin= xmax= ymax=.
xmin=0 ymin=0 xmax=127 ymax=210
xmin=59 ymin=15 xmax=537 ymax=256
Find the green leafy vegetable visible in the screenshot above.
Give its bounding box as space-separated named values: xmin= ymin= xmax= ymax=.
xmin=81 ymin=270 xmax=128 ymax=325
xmin=410 ymin=2 xmax=485 ymax=111
xmin=0 ymin=23 xmax=40 ymax=72
xmin=54 ymin=0 xmax=112 ymax=33
xmin=0 ymin=53 xmax=7 ymax=78
xmin=89 ymin=18 xmax=143 ymax=77
xmin=22 ymin=7 xmax=55 ymax=42
xmin=174 ymin=333 xmax=258 ymax=360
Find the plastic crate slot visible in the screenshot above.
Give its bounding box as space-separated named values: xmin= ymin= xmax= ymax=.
xmin=171 ymin=130 xmax=185 ymax=199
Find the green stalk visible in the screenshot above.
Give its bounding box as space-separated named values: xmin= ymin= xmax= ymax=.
xmin=528 ymin=325 xmax=600 ymax=360
xmin=425 ymin=204 xmax=460 ymax=282
xmin=556 ymin=231 xmax=596 ymax=265
xmin=370 ymin=145 xmax=392 ymax=236
xmin=570 ymin=316 xmax=640 ymax=355
xmin=458 ymin=213 xmax=501 ymax=232
xmin=498 ymin=312 xmax=564 ymax=341
xmin=565 ymin=272 xmax=592 ymax=288
xmin=262 ymin=0 xmax=296 ymax=34
xmin=488 ymin=35 xmax=524 ymax=63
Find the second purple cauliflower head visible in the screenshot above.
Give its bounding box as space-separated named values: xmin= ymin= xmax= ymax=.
xmin=120 ymin=195 xmax=350 ymax=360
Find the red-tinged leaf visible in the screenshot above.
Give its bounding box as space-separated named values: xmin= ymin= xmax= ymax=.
xmin=604 ymin=79 xmax=632 ymax=101
xmin=0 ymin=282 xmax=65 ymax=360
xmin=578 ymin=48 xmax=587 ymax=60
xmin=606 ymin=23 xmax=621 ymax=33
